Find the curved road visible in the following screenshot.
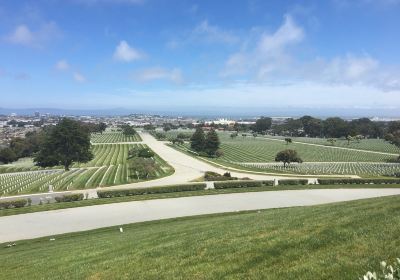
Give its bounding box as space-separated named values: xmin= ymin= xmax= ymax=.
xmin=1 ymin=188 xmax=400 ymax=243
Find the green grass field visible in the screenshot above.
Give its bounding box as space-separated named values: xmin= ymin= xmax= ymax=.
xmin=263 ymin=135 xmax=400 ymax=154
xmin=91 ymin=131 xmax=142 ymax=143
xmin=216 ymin=133 xmax=396 ymax=163
xmin=1 ymin=195 xmax=399 ymax=279
xmin=0 ymin=143 xmax=174 ymax=196
xmin=172 ymin=131 xmax=400 ymax=176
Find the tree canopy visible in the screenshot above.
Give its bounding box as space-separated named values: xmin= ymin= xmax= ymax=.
xmin=190 ymin=127 xmax=206 ymax=152
xmin=275 ymin=149 xmax=303 ymax=167
xmin=253 ymin=117 xmax=272 ymax=133
xmin=34 ymin=118 xmax=93 ymax=171
xmin=204 ymin=129 xmax=220 ymax=156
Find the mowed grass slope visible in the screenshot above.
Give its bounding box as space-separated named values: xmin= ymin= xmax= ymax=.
xmin=263 ymin=135 xmax=400 ymax=154
xmin=1 ymin=195 xmax=400 ymax=279
xmin=91 ymin=131 xmax=142 ymax=143
xmin=217 ymin=134 xmax=396 ymax=163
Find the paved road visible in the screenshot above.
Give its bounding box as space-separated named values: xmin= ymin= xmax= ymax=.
xmin=1 ymin=188 xmax=400 ymax=243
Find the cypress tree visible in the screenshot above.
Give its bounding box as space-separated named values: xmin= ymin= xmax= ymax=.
xmin=205 ymin=129 xmax=220 ymax=156
xmin=190 ymin=127 xmax=205 ymax=152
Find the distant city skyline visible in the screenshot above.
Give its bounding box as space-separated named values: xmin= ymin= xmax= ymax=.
xmin=1 ymin=0 xmax=400 ymax=110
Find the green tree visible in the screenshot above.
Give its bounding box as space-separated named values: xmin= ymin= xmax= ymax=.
xmin=98 ymin=122 xmax=107 ymax=134
xmin=0 ymin=148 xmax=17 ymax=164
xmin=285 ymin=138 xmax=292 ymax=145
xmin=121 ymin=125 xmax=136 ymax=136
xmin=34 ymin=118 xmax=93 ymax=171
xmin=204 ymin=129 xmax=220 ymax=156
xmin=253 ymin=117 xmax=272 ymax=133
xmin=129 ymin=157 xmax=157 ymax=179
xmin=190 ymin=127 xmax=206 ymax=152
xmin=385 ymin=121 xmax=400 ymax=159
xmin=128 ymin=146 xmax=154 ymax=159
xmin=275 ymin=149 xmax=303 ymax=167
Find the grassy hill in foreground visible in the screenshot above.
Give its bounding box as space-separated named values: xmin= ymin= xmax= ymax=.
xmin=1 ymin=195 xmax=400 ymax=279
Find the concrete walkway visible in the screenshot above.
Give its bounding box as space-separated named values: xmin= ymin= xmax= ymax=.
xmin=1 ymin=188 xmax=399 ymax=243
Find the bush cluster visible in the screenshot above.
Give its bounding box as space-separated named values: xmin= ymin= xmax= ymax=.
xmin=97 ymin=183 xmax=207 ymax=198
xmin=278 ymin=179 xmax=309 ymax=185
xmin=0 ymin=198 xmax=29 ymax=209
xmin=214 ymin=180 xmax=274 ymax=189
xmin=54 ymin=193 xmax=84 ymax=203
xmin=204 ymin=171 xmax=238 ymax=181
xmin=318 ymin=178 xmax=400 ymax=185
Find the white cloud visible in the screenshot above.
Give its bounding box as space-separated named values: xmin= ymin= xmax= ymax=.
xmin=222 ymin=15 xmax=304 ymax=78
xmin=5 ymin=22 xmax=60 ymax=47
xmin=220 ymin=15 xmax=400 ymax=91
xmin=167 ymin=20 xmax=239 ymax=49
xmin=192 ymin=20 xmax=239 ymax=44
xmin=320 ymin=54 xmax=379 ymax=82
xmin=55 ymin=60 xmax=70 ymax=71
xmin=6 ymin=25 xmax=34 ymax=45
xmin=73 ymin=72 xmax=86 ymax=83
xmin=257 ymin=15 xmax=304 ymax=55
xmin=113 ymin=40 xmax=144 ymax=62
xmin=134 ymin=67 xmax=184 ymax=84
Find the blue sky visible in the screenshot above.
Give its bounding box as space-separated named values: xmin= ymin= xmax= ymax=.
xmin=0 ymin=0 xmax=400 ymax=112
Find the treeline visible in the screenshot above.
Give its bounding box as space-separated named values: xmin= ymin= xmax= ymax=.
xmin=251 ymin=116 xmax=389 ymax=139
xmin=0 ymin=119 xmax=107 ymax=165
xmin=0 ymin=130 xmax=44 ymax=164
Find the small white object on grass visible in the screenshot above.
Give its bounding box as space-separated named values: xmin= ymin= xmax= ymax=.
xmin=119 ymin=227 xmax=124 ymax=233
xmin=50 ymin=238 xmax=55 ymax=241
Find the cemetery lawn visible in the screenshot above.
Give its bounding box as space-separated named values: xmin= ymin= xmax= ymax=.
xmin=1 ymin=195 xmax=400 ymax=279
xmin=2 ymin=183 xmax=400 ymax=217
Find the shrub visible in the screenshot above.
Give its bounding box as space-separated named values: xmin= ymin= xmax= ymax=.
xmin=204 ymin=171 xmax=237 ymax=181
xmin=214 ymin=180 xmax=274 ymax=189
xmin=278 ymin=179 xmax=308 ymax=185
xmin=11 ymin=199 xmax=28 ymax=208
xmin=0 ymin=200 xmax=12 ymax=209
xmin=0 ymin=199 xmax=28 ymax=209
xmin=318 ymin=178 xmax=400 ymax=185
xmin=97 ymin=183 xmax=207 ymax=198
xmin=54 ymin=193 xmax=84 ymax=203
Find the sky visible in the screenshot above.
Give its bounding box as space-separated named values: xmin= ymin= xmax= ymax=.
xmin=0 ymin=0 xmax=400 ymax=114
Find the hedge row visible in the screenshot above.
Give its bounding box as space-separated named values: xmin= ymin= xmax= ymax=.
xmin=214 ymin=180 xmax=274 ymax=189
xmin=54 ymin=193 xmax=84 ymax=203
xmin=318 ymin=178 xmax=400 ymax=185
xmin=0 ymin=198 xmax=29 ymax=209
xmin=278 ymin=179 xmax=309 ymax=185
xmin=97 ymin=183 xmax=207 ymax=198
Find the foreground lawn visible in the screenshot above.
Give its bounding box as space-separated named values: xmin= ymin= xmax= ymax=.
xmin=1 ymin=195 xmax=400 ymax=279
xmin=2 ymin=183 xmax=400 ymax=217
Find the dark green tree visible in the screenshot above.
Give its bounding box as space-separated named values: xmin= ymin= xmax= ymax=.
xmin=121 ymin=125 xmax=136 ymax=136
xmin=275 ymin=149 xmax=303 ymax=167
xmin=190 ymin=127 xmax=206 ymax=152
xmin=129 ymin=157 xmax=157 ymax=179
xmin=285 ymin=138 xmax=292 ymax=145
xmin=204 ymin=129 xmax=220 ymax=156
xmin=34 ymin=118 xmax=93 ymax=171
xmin=385 ymin=121 xmax=400 ymax=159
xmin=253 ymin=117 xmax=272 ymax=133
xmin=0 ymin=148 xmax=17 ymax=164
xmin=128 ymin=146 xmax=154 ymax=159
xmin=98 ymin=122 xmax=107 ymax=134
